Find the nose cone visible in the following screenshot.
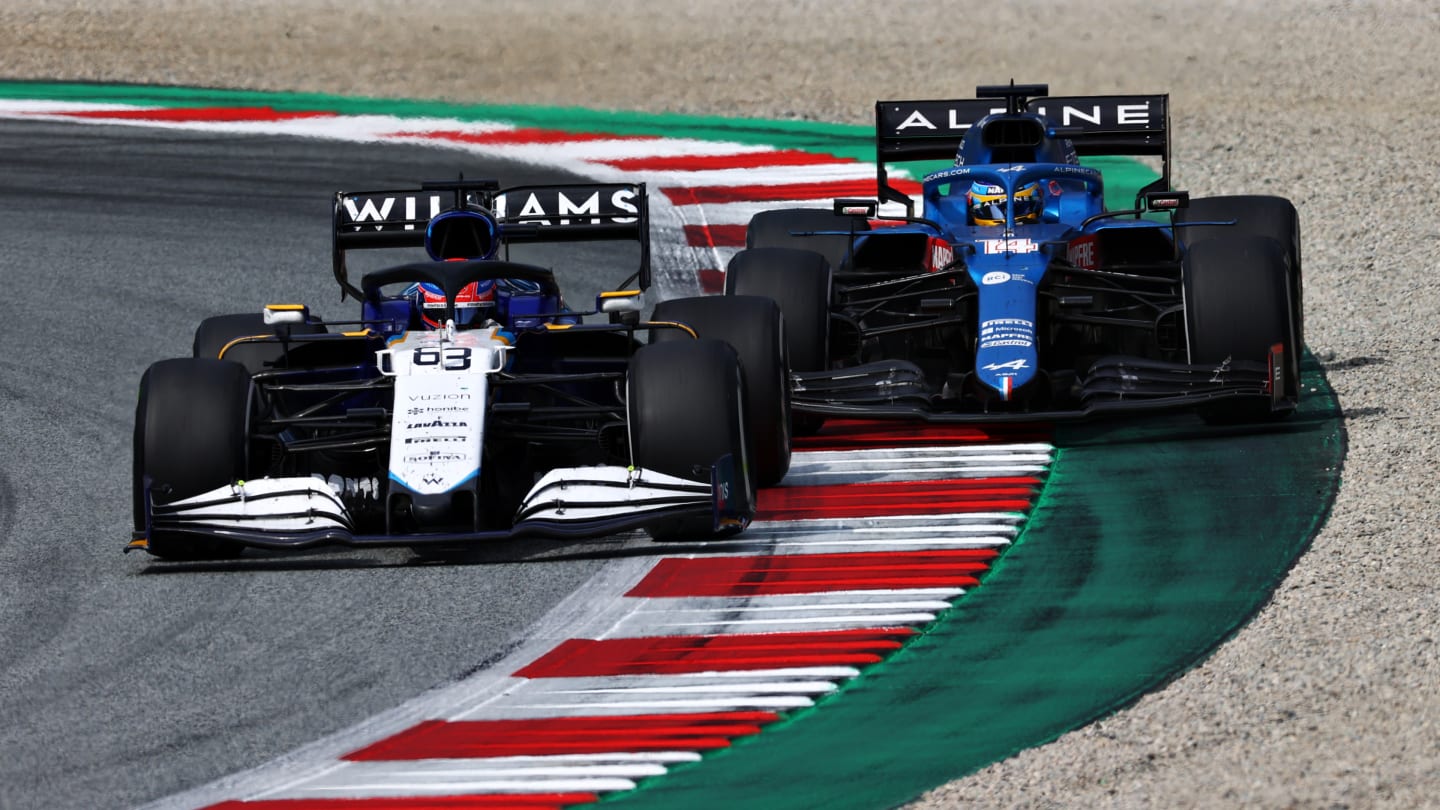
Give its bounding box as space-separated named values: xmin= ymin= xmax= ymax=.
xmin=970 ymin=253 xmax=1046 ymax=400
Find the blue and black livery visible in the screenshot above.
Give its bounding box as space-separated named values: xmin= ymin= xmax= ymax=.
xmin=726 ymin=83 xmax=1303 ymax=424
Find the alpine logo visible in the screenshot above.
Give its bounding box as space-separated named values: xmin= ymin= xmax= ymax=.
xmin=982 ymin=358 xmax=1029 ymax=372
xmin=892 ymin=106 xmax=1006 ymax=132
xmin=889 ymin=99 xmax=1159 ymax=133
xmin=1031 ymin=102 xmax=1155 ymax=128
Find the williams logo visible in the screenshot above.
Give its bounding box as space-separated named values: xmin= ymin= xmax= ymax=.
xmin=341 ymin=193 xmax=443 ymax=229
xmin=494 ymin=186 xmax=640 ymax=225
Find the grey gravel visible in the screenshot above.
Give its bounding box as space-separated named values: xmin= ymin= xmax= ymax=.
xmin=2 ymin=1 xmax=1438 ymax=807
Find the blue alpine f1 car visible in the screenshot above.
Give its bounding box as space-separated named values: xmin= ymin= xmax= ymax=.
xmin=131 ymin=178 xmax=790 ymax=560
xmin=724 ymin=83 xmax=1303 ymax=424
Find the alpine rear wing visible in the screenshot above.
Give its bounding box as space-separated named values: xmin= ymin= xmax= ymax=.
xmin=332 ymin=180 xmax=651 ymax=299
xmin=874 ymin=85 xmax=1171 ymax=212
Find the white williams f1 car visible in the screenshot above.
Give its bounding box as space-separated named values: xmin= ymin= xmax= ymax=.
xmin=130 ymin=177 xmax=790 ymax=560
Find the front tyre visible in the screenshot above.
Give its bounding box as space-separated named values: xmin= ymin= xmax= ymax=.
xmin=629 ymin=339 xmax=752 ymax=540
xmin=133 ymin=358 xmax=252 ymax=559
xmin=1183 ymin=236 xmax=1299 ymax=424
xmin=1177 ymin=195 xmax=1302 ymax=352
xmin=725 ymin=246 xmax=833 ymax=436
xmin=651 ymin=295 xmax=791 ymax=487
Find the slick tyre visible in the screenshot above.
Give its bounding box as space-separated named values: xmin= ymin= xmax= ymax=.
xmin=652 ymin=295 xmax=791 ymax=487
xmin=629 ymin=339 xmax=752 ymax=540
xmin=725 ymin=246 xmax=833 ymax=436
xmin=1177 ymin=195 xmax=1303 ymax=351
xmin=1183 ymin=236 xmax=1299 ymax=424
xmin=745 ymin=207 xmax=869 ymax=275
xmin=724 ymin=247 xmax=832 ymax=372
xmin=133 ymin=358 xmax=251 ymax=559
xmin=193 ymin=312 xmax=326 ymax=375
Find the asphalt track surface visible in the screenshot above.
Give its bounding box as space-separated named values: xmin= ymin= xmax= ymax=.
xmin=0 ymin=119 xmax=647 ymax=810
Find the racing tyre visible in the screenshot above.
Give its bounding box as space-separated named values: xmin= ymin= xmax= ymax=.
xmin=725 ymin=246 xmax=833 ymax=436
xmin=193 ymin=312 xmax=326 ymax=375
xmin=133 ymin=358 xmax=251 ymax=559
xmin=1183 ymin=236 xmax=1299 ymax=424
xmin=724 ymin=247 xmax=832 ymax=372
xmin=651 ymin=295 xmax=791 ymax=487
xmin=629 ymin=339 xmax=752 ymax=540
xmin=1176 ymin=195 xmax=1303 ymax=352
xmin=745 ymin=208 xmax=869 ymax=275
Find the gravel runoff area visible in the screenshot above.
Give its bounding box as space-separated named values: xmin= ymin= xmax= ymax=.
xmin=3 ymin=1 xmax=1438 ymax=807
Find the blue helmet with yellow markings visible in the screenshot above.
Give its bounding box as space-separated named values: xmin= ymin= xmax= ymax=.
xmin=967 ymin=181 xmax=1042 ymax=226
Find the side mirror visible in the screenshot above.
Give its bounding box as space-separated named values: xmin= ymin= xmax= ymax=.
xmin=599 ymin=290 xmax=644 ymax=326
xmin=834 ymin=198 xmax=878 ymax=218
xmin=263 ymin=304 xmax=309 ymax=325
xmin=1144 ymin=190 xmax=1189 ymax=212
xmin=598 ymin=290 xmax=645 ymax=314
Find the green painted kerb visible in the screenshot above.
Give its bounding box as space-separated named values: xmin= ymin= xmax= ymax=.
xmin=609 ymin=355 xmax=1343 ymax=810
xmin=0 ymin=81 xmax=1150 ymax=211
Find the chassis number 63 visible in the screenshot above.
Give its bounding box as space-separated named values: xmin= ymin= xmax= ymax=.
xmin=413 ymin=346 xmax=472 ymax=371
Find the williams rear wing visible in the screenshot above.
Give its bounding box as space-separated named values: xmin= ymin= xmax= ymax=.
xmin=332 ymin=180 xmax=651 ymax=299
xmin=874 ymin=87 xmax=1170 ymax=212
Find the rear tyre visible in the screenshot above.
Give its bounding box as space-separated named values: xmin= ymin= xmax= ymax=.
xmin=1176 ymin=195 xmax=1303 ymax=352
xmin=1183 ymin=236 xmax=1298 ymax=424
xmin=725 ymin=246 xmax=833 ymax=436
xmin=651 ymin=295 xmax=790 ymax=487
xmin=629 ymin=339 xmax=752 ymax=540
xmin=193 ymin=313 xmax=326 ymax=374
xmin=745 ymin=207 xmax=869 ymax=275
xmin=133 ymin=358 xmax=252 ymax=559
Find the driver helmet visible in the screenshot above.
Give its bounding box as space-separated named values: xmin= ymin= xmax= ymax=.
xmin=967 ymin=181 xmax=1043 ymax=226
xmin=407 ymin=280 xmax=496 ymax=329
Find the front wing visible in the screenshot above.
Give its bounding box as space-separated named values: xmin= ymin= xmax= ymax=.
xmin=791 ymin=351 xmax=1294 ymax=423
xmin=129 ymin=461 xmax=749 ymax=553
